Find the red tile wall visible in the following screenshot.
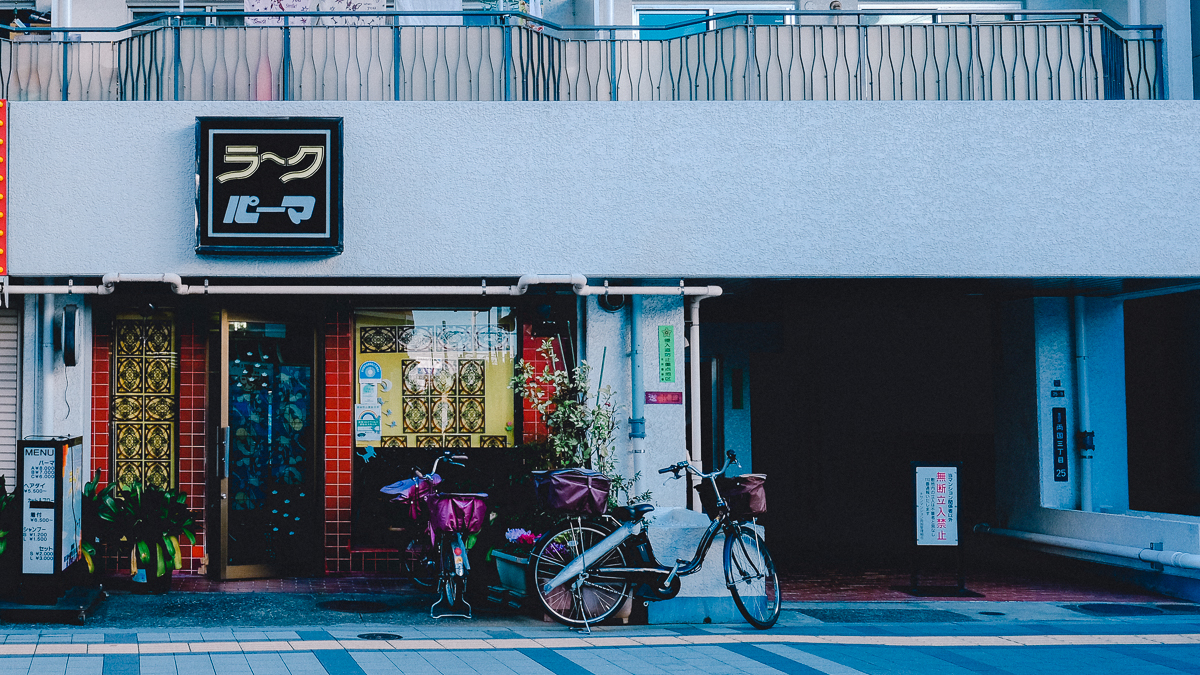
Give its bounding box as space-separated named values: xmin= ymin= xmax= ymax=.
xmin=520 ymin=324 xmax=551 ymax=444
xmin=323 ymin=311 xmax=354 ymax=573
xmin=176 ymin=320 xmax=206 ymax=574
xmin=90 ymin=331 xmax=111 ymax=485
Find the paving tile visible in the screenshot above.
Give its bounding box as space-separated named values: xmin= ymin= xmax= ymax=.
xmin=34 ymin=648 xmax=87 ymax=657
xmin=241 ymin=643 xmax=295 ymax=653
xmin=62 ymin=657 xmax=103 ymax=675
xmin=172 ymin=655 xmax=216 ymax=675
xmin=185 ymin=642 xmax=241 ymax=653
xmin=86 ymin=647 xmax=137 ymax=656
xmin=433 ymin=641 xmax=490 ymax=651
xmin=289 ymin=642 xmax=344 ymax=652
xmin=0 ymin=658 xmax=32 ymax=674
xmin=26 ymin=656 xmax=69 ymax=675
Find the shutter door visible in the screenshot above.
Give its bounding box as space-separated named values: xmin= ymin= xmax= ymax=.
xmin=0 ymin=310 xmax=18 ymax=485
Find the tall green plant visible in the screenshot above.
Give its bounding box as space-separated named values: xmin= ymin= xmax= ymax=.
xmin=0 ymin=475 xmax=16 ymax=558
xmin=97 ymin=481 xmax=198 ymax=579
xmin=510 ymin=337 xmax=651 ymax=505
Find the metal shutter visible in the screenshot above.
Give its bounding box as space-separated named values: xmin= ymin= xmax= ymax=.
xmin=0 ymin=310 xmax=18 ymax=485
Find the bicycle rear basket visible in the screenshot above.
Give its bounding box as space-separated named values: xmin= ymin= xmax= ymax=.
xmin=532 ymin=468 xmax=610 ymax=515
xmin=695 ymin=474 xmax=767 ymax=518
xmin=428 ymin=493 xmax=489 ymax=534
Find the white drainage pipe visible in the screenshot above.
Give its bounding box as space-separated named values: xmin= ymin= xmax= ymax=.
xmin=975 ymin=524 xmax=1200 ymax=571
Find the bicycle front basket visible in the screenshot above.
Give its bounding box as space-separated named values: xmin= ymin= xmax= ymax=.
xmin=532 ymin=468 xmax=610 ymax=515
xmin=428 ymin=493 xmax=489 ymax=534
xmin=694 ymin=474 xmax=767 ymax=518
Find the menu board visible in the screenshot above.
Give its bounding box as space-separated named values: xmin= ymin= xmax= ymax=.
xmin=21 ymin=444 xmax=57 ymax=574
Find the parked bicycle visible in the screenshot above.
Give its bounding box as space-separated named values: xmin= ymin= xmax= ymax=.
xmin=527 ymin=451 xmax=779 ymax=630
xmin=381 ymin=450 xmax=488 ymax=618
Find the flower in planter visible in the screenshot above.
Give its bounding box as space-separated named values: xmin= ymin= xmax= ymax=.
xmin=505 ymin=528 xmax=540 ymax=546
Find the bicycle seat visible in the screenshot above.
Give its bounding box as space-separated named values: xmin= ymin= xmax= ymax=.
xmin=613 ymin=503 xmax=655 ymax=522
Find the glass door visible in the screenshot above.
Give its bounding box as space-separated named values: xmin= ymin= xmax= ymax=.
xmin=215 ymin=311 xmax=319 ymax=579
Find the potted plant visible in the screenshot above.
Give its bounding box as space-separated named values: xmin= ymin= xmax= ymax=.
xmin=96 ymin=480 xmax=199 ymax=594
xmin=510 ymin=337 xmax=650 ymax=507
xmin=495 ymin=338 xmax=650 ymax=601
xmin=491 ymin=528 xmax=541 ymax=595
xmin=0 ymin=475 xmax=17 ymax=595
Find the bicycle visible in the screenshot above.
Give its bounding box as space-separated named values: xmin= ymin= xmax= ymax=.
xmin=527 ymin=451 xmax=779 ymax=630
xmin=381 ymin=450 xmax=488 ymax=618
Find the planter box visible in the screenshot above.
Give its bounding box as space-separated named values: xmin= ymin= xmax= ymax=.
xmin=492 ymin=551 xmax=528 ymax=596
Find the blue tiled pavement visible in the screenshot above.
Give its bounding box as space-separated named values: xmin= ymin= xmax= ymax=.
xmin=3 ymin=601 xmax=1200 ymax=674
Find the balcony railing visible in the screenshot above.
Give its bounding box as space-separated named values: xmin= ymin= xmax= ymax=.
xmin=0 ymin=10 xmax=1163 ymax=102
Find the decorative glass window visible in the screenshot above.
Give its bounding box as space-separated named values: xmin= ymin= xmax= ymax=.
xmin=354 ymin=309 xmax=516 ymax=449
xmin=112 ymin=315 xmax=178 ymax=488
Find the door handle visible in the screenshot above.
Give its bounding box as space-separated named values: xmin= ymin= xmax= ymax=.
xmin=220 ymin=427 xmax=231 ymax=480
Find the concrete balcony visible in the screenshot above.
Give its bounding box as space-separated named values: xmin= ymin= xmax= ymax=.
xmin=0 ymin=10 xmax=1162 ymax=101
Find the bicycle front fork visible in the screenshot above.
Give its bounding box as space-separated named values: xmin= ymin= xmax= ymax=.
xmin=431 ymin=532 xmax=472 ymax=619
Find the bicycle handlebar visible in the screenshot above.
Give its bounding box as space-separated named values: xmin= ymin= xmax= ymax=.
xmin=659 ymin=450 xmax=739 ymax=479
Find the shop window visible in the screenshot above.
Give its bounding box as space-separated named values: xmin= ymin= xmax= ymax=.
xmin=112 ymin=315 xmax=178 ymax=488
xmin=354 ymin=308 xmax=516 ymax=450
xmin=351 ymin=308 xmax=516 ymax=551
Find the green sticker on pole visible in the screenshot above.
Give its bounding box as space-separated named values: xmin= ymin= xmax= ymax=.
xmin=658 ymin=325 xmax=675 ymax=383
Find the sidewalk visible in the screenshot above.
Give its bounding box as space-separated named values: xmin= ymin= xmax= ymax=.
xmin=2 ymin=566 xmax=1199 ymax=674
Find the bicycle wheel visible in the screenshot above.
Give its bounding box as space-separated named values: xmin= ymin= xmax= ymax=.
xmin=724 ymin=523 xmax=780 ymax=629
xmin=528 ymin=520 xmax=630 ymax=627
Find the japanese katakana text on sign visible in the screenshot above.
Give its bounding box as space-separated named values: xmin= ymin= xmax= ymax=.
xmin=196 ymin=117 xmax=343 ymax=254
xmin=915 ymin=465 xmax=958 ymax=546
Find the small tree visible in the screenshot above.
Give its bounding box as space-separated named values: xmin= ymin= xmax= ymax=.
xmin=510 ymin=338 xmax=651 ymax=506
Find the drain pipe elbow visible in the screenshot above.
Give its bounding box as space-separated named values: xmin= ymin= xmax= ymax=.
xmin=515 ymin=274 xmax=589 ymax=295
xmin=162 ymin=273 xmax=188 ymax=295
xmin=100 ymin=273 xmax=120 ymax=295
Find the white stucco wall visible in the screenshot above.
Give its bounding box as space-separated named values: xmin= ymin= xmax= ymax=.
xmin=20 ymin=295 xmax=93 ymax=471
xmin=584 ymin=294 xmax=688 ymax=509
xmin=8 ymin=100 xmax=1200 ymax=280
xmin=1031 ymin=297 xmax=1129 ymax=512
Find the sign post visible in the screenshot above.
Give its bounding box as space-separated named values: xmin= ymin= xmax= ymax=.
xmin=16 ymin=436 xmax=84 ymax=604
xmin=902 ymin=462 xmax=979 ymax=597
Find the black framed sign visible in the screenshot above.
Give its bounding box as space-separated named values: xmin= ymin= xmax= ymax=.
xmin=196 ymin=117 xmax=343 ymax=254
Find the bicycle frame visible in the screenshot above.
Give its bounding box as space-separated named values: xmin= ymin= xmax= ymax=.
xmin=540 ymin=467 xmax=738 ymax=595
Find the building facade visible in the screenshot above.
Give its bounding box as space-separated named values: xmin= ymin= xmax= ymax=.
xmin=0 ymin=0 xmax=1199 ymax=600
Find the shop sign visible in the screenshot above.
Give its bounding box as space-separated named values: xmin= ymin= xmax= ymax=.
xmin=355 ymin=404 xmax=382 ymax=443
xmin=658 ymin=326 xmax=675 ymax=383
xmin=645 ymin=391 xmax=682 ymax=404
xmin=195 ymin=117 xmax=343 ymax=255
xmin=1052 ymin=407 xmax=1068 ymax=482
xmin=914 ymin=465 xmax=957 ymax=546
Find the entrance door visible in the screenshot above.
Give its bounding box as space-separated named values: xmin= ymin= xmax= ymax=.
xmin=214 ymin=312 xmax=319 ymax=579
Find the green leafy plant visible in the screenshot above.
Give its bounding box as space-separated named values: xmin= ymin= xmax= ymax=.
xmin=96 ymin=480 xmax=199 ymax=580
xmin=0 ymin=475 xmax=16 ymax=559
xmin=510 ymin=337 xmax=650 ymax=506
xmin=80 ymin=471 xmax=109 ymax=573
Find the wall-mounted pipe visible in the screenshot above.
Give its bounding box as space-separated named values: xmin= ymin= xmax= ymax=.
xmin=687 ymin=293 xmax=720 ymax=510
xmin=629 ymin=296 xmax=646 ymax=498
xmin=975 ymin=523 xmax=1200 ymax=571
xmin=40 ymin=296 xmax=54 ymax=436
xmin=1074 ymin=296 xmax=1094 ymax=512
xmin=3 ymin=274 xmax=724 ymax=300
